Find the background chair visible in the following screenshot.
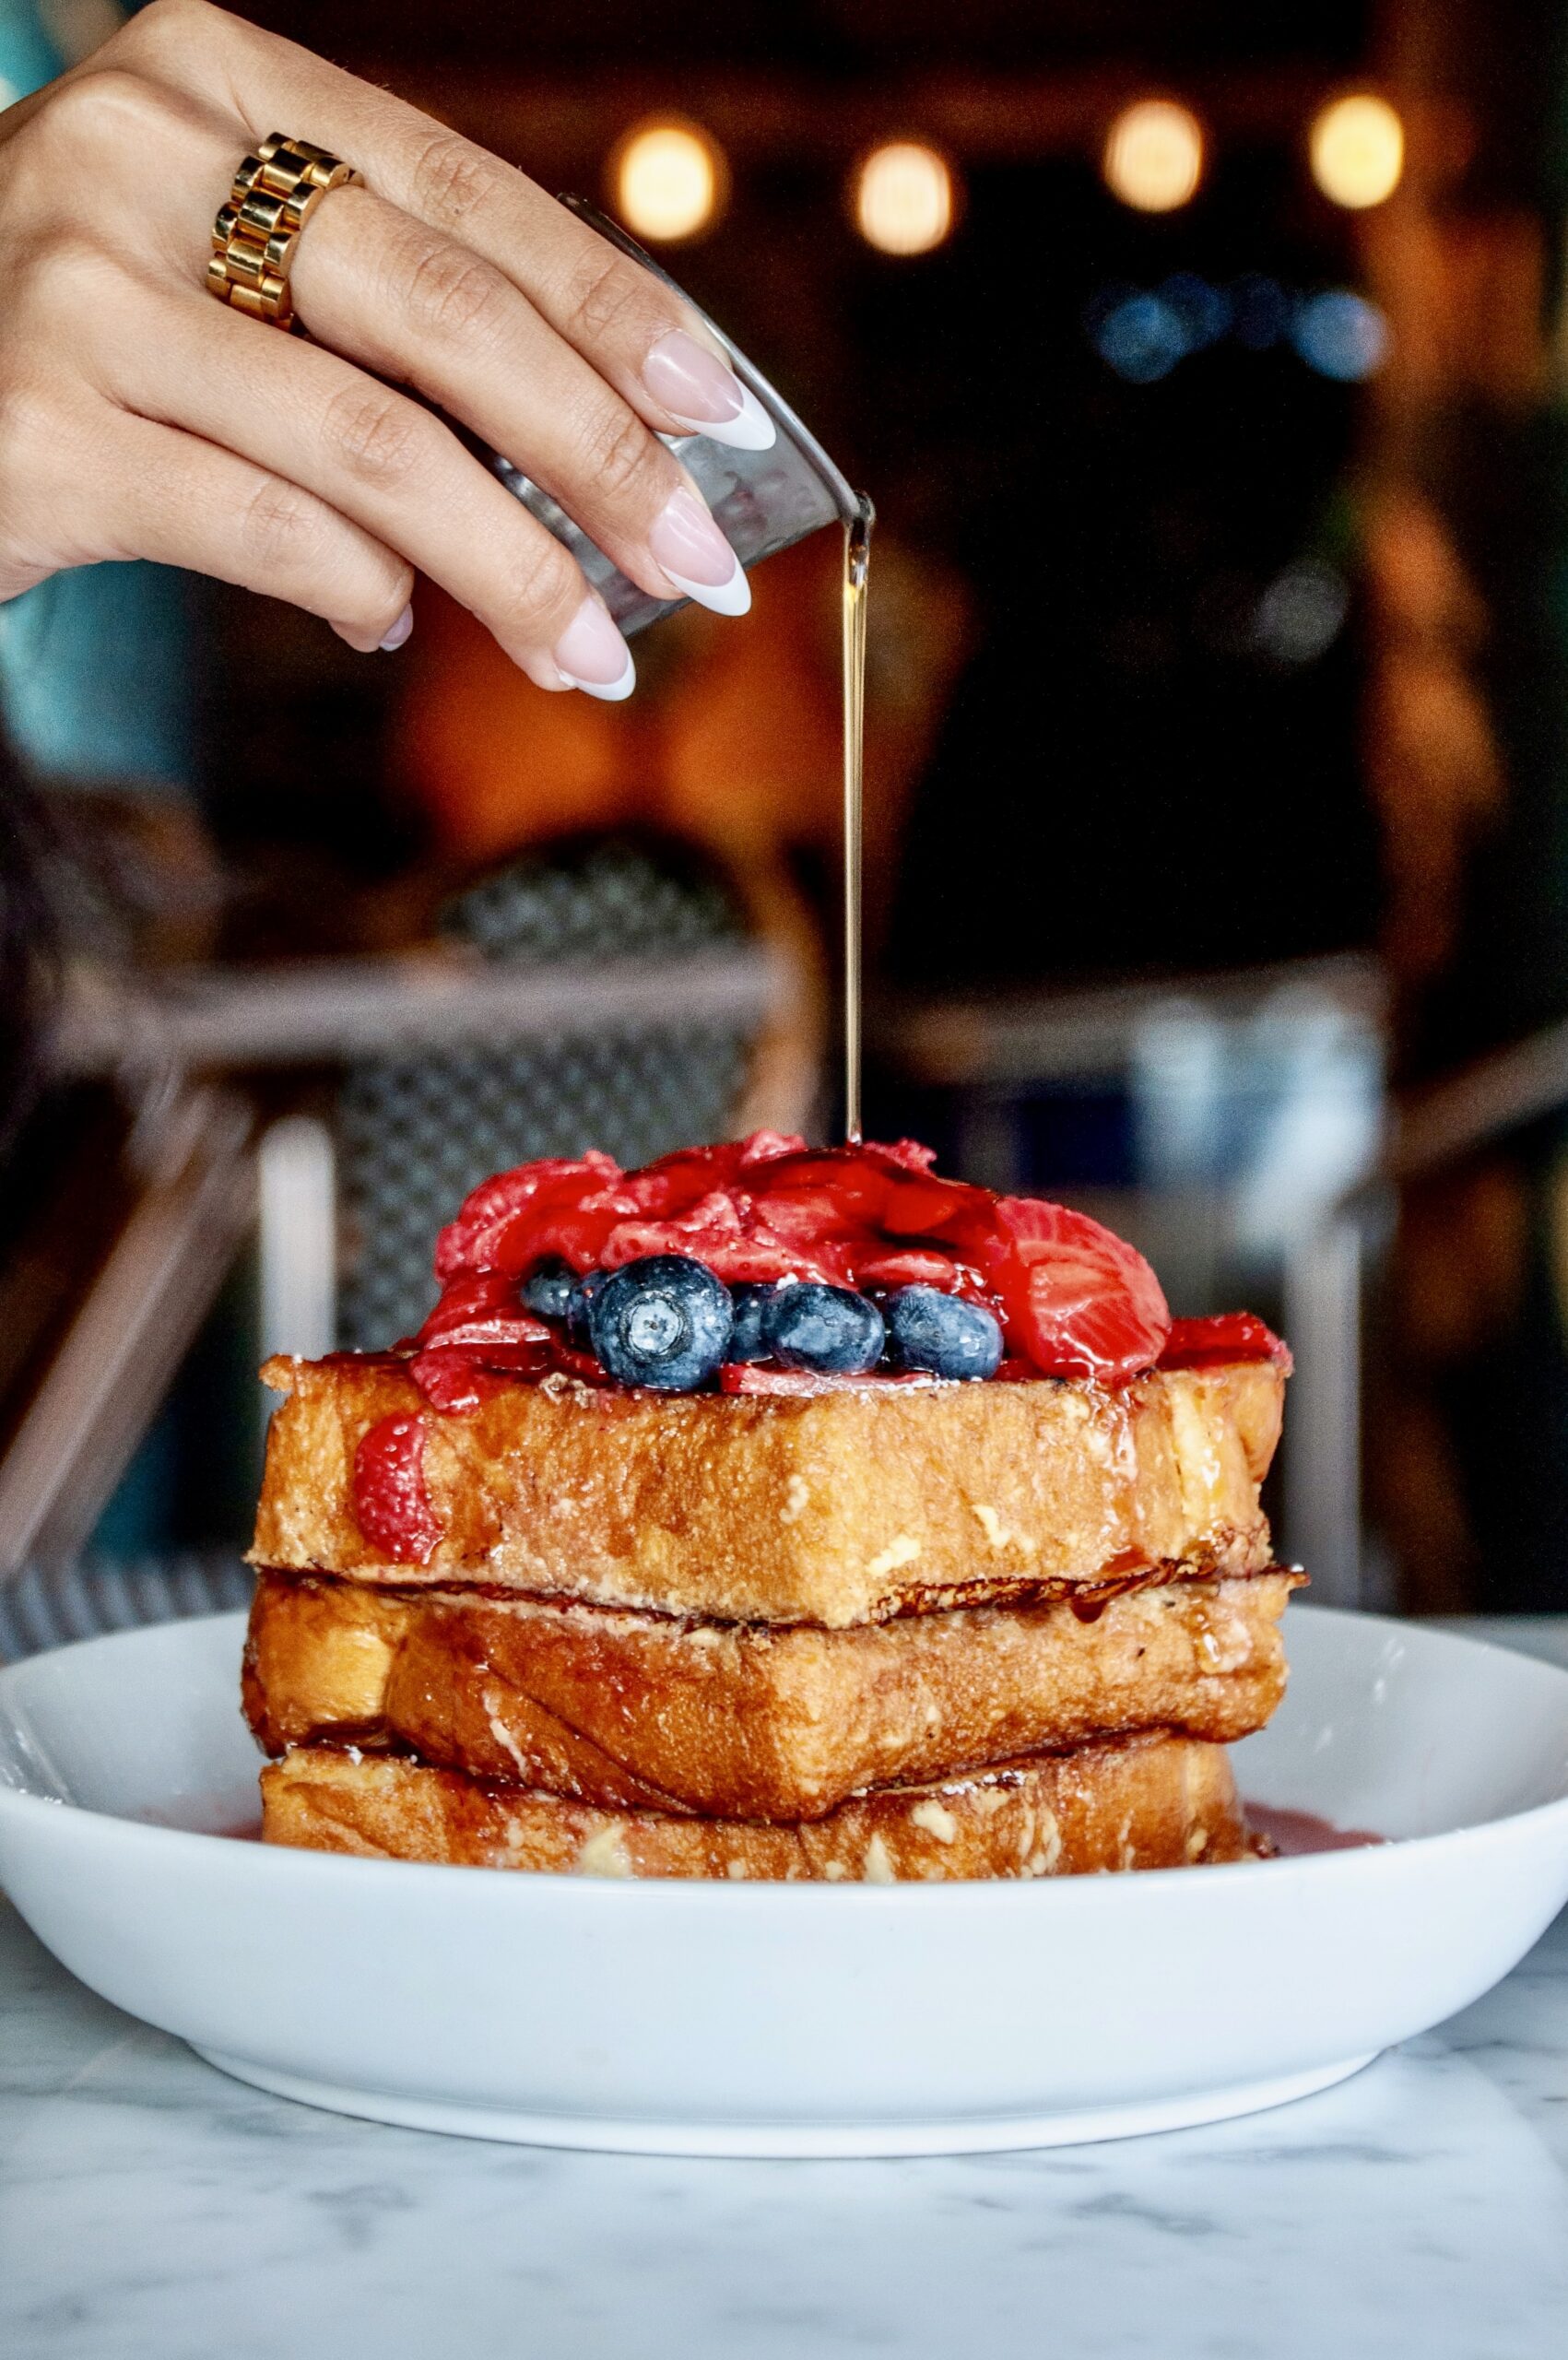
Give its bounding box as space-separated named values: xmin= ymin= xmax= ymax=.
xmin=0 ymin=832 xmax=819 ymax=1646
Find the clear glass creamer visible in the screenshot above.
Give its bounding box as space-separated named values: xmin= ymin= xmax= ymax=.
xmin=481 ymin=196 xmax=863 ymax=634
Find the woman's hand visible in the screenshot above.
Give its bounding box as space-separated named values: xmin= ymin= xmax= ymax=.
xmin=0 ymin=0 xmax=767 ymax=697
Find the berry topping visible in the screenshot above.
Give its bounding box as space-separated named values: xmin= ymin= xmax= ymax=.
xmin=587 ymin=1255 xmax=734 ymax=1391
xmin=351 ymin=1413 xmax=442 ymax=1564
xmin=957 ymin=1197 xmax=1169 ymax=1387
xmin=1159 ymin=1314 xmax=1292 ymax=1373
xmin=419 ymin=1132 xmax=1194 ymax=1389
xmin=565 ymin=1267 xmax=612 ymax=1349
xmin=727 ymin=1281 xmax=779 ymax=1363
xmin=762 ymin=1282 xmax=886 ymax=1375
xmin=884 ymin=1285 xmax=1004 ymax=1381
xmin=520 ymin=1256 xmax=577 ymax=1322
xmin=412 ymin=1271 xmax=551 ymax=1357
xmin=721 ymin=1363 xmax=937 ymax=1396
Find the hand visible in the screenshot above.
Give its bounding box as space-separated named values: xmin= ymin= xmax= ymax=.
xmin=0 ymin=1 xmax=768 ymax=698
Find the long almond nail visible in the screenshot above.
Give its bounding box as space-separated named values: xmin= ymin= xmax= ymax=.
xmin=648 ymin=487 xmax=750 ymax=617
xmin=553 ymin=597 xmax=635 ymax=701
xmin=643 ymin=330 xmax=775 ymax=451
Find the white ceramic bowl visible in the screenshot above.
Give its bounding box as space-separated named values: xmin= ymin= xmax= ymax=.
xmin=2 ymin=1607 xmax=1567 ymax=2156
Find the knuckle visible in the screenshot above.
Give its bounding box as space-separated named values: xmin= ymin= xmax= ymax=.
xmin=34 ymin=67 xmax=168 ymax=159
xmin=403 ymin=236 xmax=508 ymax=346
xmin=18 ymin=233 xmax=119 ymax=322
xmin=119 ymin=0 xmax=221 ymax=65
xmin=560 ymin=248 xmax=653 ymax=351
xmin=406 ymin=130 xmax=500 ymax=230
xmin=323 ymin=384 xmax=425 ymax=490
xmin=502 ymin=532 xmax=579 ymax=636
xmin=574 ymin=401 xmax=658 ymax=508
xmin=240 ymin=475 xmax=326 ymax=574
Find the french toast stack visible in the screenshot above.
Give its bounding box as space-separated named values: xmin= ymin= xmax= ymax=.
xmin=244 ymin=1348 xmax=1298 ymax=1882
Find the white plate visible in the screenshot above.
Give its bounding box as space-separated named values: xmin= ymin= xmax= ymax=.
xmin=2 ymin=1607 xmax=1567 ymax=2156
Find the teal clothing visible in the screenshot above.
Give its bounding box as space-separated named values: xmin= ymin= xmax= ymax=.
xmin=0 ymin=2 xmax=195 ymax=793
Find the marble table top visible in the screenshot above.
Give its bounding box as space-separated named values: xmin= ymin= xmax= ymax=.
xmin=3 ymin=1617 xmax=1567 ymax=2360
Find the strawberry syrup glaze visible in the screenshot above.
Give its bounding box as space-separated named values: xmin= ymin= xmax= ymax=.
xmin=348 ymin=1135 xmax=1291 ymax=1563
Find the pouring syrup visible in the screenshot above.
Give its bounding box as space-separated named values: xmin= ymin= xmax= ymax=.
xmin=842 ymin=495 xmax=874 ymax=1143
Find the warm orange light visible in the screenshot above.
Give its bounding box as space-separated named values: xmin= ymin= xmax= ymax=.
xmin=1102 ymin=100 xmax=1205 ymax=213
xmin=853 ymin=142 xmax=957 ymax=256
xmin=611 ymin=119 xmax=728 ymax=243
xmin=1309 ymin=94 xmax=1405 ymax=209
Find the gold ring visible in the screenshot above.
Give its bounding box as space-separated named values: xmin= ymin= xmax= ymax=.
xmin=207 ymin=133 xmax=360 ymax=332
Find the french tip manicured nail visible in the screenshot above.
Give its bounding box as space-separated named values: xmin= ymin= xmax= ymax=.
xmin=667 ymin=381 xmax=776 ymax=452
xmin=552 ymin=596 xmax=634 ymax=700
xmin=662 ymin=556 xmax=751 ymax=617
xmin=647 ymin=487 xmax=751 ymax=616
xmin=560 ymin=646 xmax=636 ymax=702
xmin=643 ymin=329 xmax=777 ymax=451
xmin=379 ymin=605 xmax=414 ymax=651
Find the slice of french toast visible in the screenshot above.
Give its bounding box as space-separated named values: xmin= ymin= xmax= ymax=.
xmin=244 ymin=1568 xmax=1299 ymax=1822
xmin=259 ymin=1729 xmax=1246 ymax=1881
xmin=249 ymin=1354 xmax=1285 ymax=1627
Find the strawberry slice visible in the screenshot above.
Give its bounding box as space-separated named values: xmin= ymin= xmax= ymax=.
xmin=409 ymin=1348 xmax=508 ymax=1414
xmin=434 ymin=1152 xmax=619 ymax=1279
xmin=969 ymin=1198 xmax=1170 ymax=1385
xmin=1159 ymin=1314 xmax=1292 ymax=1373
xmin=351 ymin=1412 xmax=442 ymax=1563
xmin=719 ymin=1363 xmax=941 ymax=1397
xmin=413 ymin=1271 xmax=552 ymax=1353
xmin=602 ymin=1225 xmax=818 ymax=1284
xmin=856 ymin=1247 xmax=962 ymax=1290
xmin=737 ymin=1129 xmax=810 ymax=1168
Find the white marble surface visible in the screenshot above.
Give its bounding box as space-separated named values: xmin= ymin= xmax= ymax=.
xmin=2 ymin=1621 xmax=1567 ymax=2360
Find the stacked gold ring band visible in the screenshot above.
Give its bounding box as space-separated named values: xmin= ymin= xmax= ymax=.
xmin=207 ymin=133 xmax=360 ymax=332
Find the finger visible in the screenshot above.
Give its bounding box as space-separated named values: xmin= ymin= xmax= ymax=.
xmin=125 ymin=3 xmax=772 ymax=450
xmin=105 ymin=279 xmax=639 ymax=691
xmin=289 ymin=189 xmax=749 ymax=618
xmin=88 ymin=408 xmax=415 ymax=647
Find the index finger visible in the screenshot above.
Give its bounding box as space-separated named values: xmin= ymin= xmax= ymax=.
xmin=157 ymin=3 xmax=774 ymax=451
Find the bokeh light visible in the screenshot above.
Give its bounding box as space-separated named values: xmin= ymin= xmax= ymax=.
xmin=1102 ymin=100 xmax=1205 ymax=213
xmin=1255 ymin=561 xmax=1350 ymax=665
xmin=1291 ymin=289 xmax=1390 ymax=380
xmin=853 ymin=142 xmax=958 ymax=255
xmin=612 ymin=119 xmax=728 ymax=243
xmin=1310 ymin=94 xmax=1405 ymax=210
xmin=1086 ymin=274 xmax=1390 ymax=386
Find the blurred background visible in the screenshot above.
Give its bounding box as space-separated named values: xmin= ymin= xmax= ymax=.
xmin=4 ymin=0 xmax=1568 ymax=1623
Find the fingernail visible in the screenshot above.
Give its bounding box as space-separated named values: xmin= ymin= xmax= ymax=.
xmin=643 ymin=329 xmax=776 ymax=452
xmin=379 ymin=605 xmax=414 ymax=652
xmin=648 ymin=487 xmax=750 ymax=617
xmin=553 ymin=597 xmax=635 ymax=702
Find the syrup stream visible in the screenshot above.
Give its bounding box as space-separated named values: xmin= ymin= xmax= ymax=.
xmin=842 ymin=495 xmax=874 ymax=1144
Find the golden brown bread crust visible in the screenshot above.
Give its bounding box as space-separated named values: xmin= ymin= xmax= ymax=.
xmin=249 ymin=1355 xmax=1284 ymax=1627
xmin=259 ymin=1730 xmax=1245 ymax=1881
xmin=244 ymin=1568 xmax=1298 ymax=1822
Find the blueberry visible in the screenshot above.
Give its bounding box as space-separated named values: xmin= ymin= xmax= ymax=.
xmin=727 ymin=1282 xmax=779 ymax=1363
xmin=762 ymin=1282 xmax=885 ymax=1375
xmin=565 ymin=1267 xmax=612 ymax=1348
xmin=884 ymin=1286 xmax=1003 ymax=1380
xmin=587 ymin=1256 xmax=733 ymax=1391
xmin=520 ymin=1256 xmax=576 ymax=1322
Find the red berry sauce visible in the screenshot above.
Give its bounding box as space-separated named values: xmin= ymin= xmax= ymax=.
xmin=393 ymin=1134 xmax=1289 ymax=1412
xmin=351 ymin=1412 xmax=442 ymax=1563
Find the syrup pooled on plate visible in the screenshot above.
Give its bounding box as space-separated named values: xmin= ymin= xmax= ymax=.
xmin=1244 ymin=1804 xmax=1383 ymax=1857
